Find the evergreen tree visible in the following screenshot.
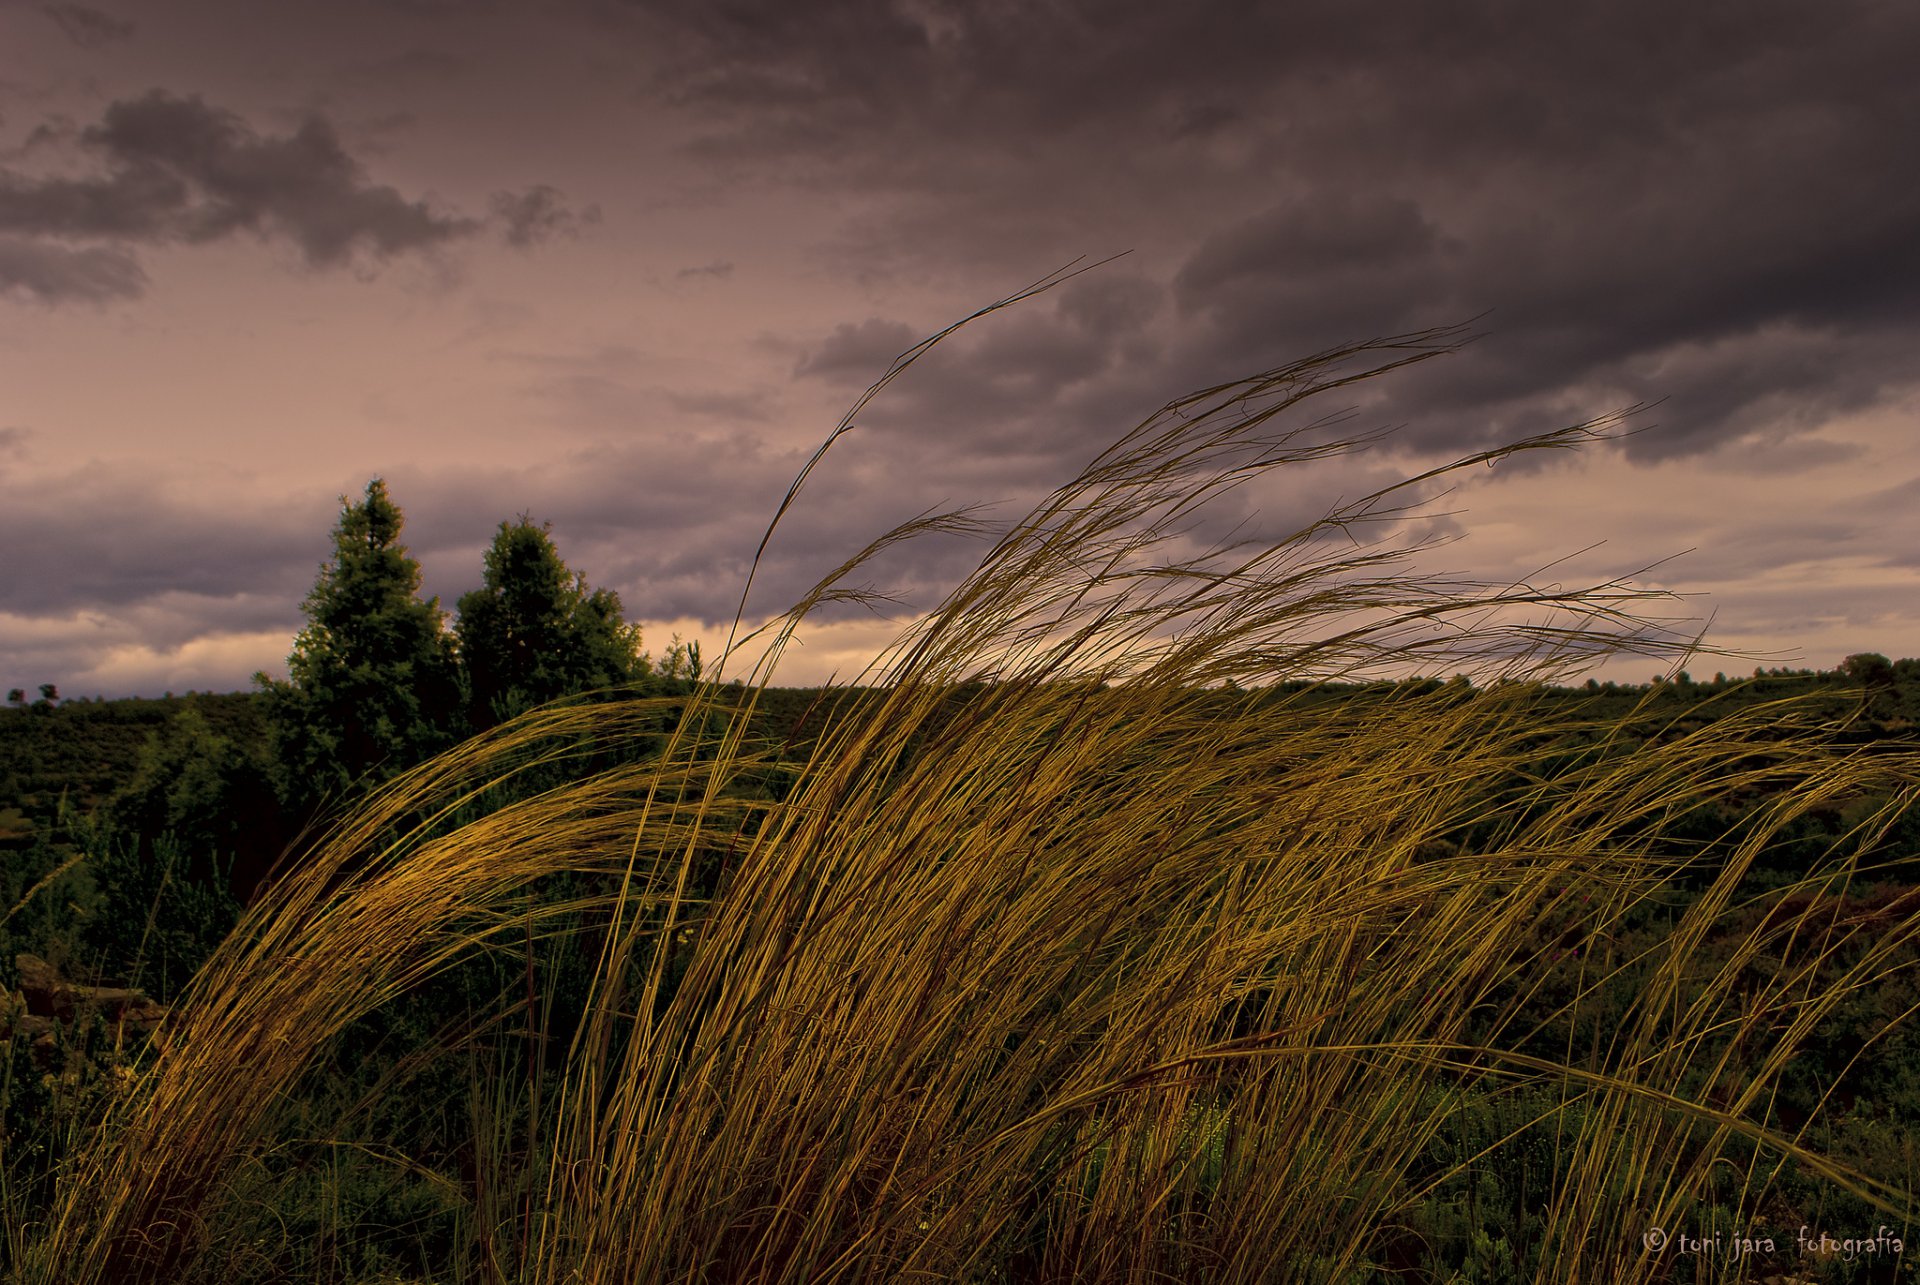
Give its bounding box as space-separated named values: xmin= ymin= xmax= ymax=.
xmin=256 ymin=479 xmax=461 ymax=812
xmin=455 ymin=517 xmax=649 ymax=730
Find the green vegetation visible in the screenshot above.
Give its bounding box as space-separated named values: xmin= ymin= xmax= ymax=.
xmin=456 ymin=517 xmax=656 ymax=732
xmin=2 ymin=298 xmax=1919 ymax=1282
xmin=256 ymin=477 xmax=465 ymax=817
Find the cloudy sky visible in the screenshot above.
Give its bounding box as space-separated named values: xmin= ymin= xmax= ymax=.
xmin=2 ymin=0 xmax=1917 ymax=698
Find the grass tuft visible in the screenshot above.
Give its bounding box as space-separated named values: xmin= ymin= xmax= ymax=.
xmin=18 ymin=281 xmax=1920 ymax=1282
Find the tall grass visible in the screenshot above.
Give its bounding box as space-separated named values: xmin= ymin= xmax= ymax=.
xmin=19 ymin=274 xmax=1920 ymax=1282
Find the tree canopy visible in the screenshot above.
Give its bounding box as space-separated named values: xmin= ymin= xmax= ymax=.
xmin=255 ymin=479 xmax=461 ymax=811
xmin=455 ymin=517 xmax=649 ymax=730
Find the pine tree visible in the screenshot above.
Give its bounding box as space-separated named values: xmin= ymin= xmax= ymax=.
xmin=256 ymin=479 xmax=461 ymax=812
xmin=455 ymin=517 xmax=649 ymax=730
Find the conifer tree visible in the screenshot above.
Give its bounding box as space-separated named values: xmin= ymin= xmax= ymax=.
xmin=455 ymin=517 xmax=648 ymax=730
xmin=256 ymin=479 xmax=461 ymax=811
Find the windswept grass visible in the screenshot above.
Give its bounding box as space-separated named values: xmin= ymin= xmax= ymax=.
xmin=17 ymin=273 xmax=1920 ymax=1282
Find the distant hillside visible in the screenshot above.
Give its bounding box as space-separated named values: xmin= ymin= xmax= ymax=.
xmin=0 ymin=692 xmax=268 ymax=860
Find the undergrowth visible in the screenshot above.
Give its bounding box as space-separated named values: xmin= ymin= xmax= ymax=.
xmin=10 ymin=267 xmax=1920 ymax=1283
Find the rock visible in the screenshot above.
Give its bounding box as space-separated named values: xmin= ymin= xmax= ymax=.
xmin=11 ymin=953 xmax=167 ymax=1032
xmin=15 ymin=953 xmax=70 ymax=1019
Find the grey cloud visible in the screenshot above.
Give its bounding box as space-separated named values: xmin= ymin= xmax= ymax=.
xmin=40 ymin=3 xmax=133 ymax=49
xmin=961 ymin=310 xmax=1111 ymax=393
xmin=0 ymin=599 xmax=299 ymax=702
xmin=0 ymin=162 xmax=190 ymax=239
xmin=793 ymin=317 xmax=918 ymax=381
xmin=476 ymin=341 xmax=995 ymax=621
xmin=0 ymin=91 xmax=488 ymax=295
xmin=600 ymin=0 xmax=1920 ymax=465
xmin=491 ymin=184 xmax=598 ymax=248
xmin=1685 ymin=575 xmax=1916 ymax=640
xmin=1640 ymin=518 xmax=1871 ymax=591
xmin=675 ymin=259 xmax=733 ymax=280
xmin=0 ymin=232 xmax=146 ymax=302
xmin=339 ymin=46 xmax=465 ymax=85
xmin=1865 ymin=473 xmax=1920 ymax=507
xmin=0 ymin=470 xmax=322 ymax=617
xmin=1612 ymin=326 xmax=1912 ymax=457
xmin=80 ymin=91 xmax=478 ymax=263
xmin=370 ymin=0 xmax=501 ymax=15
xmin=389 ymin=435 xmax=803 ymax=625
xmin=402 ymin=351 xmax=1054 ymax=627
xmin=772 ymin=291 xmax=1458 ymax=599
xmin=0 ymin=444 xmax=758 ymax=691
xmin=783 ymin=275 xmax=1364 ymax=478
xmin=114 ymin=593 xmax=304 ymax=654
xmin=1175 ymin=195 xmax=1442 ymax=300
xmin=1169 ymin=192 xmax=1454 ymax=364
xmin=0 ymin=120 xmax=80 ymax=163
xmin=1055 ymin=271 xmax=1161 ymax=338
xmin=0 ymin=465 xmax=454 ymax=696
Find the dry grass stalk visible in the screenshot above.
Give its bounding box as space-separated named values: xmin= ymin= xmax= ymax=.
xmin=21 ymin=275 xmax=1920 ymax=1283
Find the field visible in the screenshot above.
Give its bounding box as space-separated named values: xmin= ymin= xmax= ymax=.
xmin=3 ymin=313 xmax=1919 ymax=1283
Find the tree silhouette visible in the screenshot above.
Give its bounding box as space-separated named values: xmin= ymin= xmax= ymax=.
xmin=455 ymin=516 xmax=649 ymax=730
xmin=256 ymin=479 xmax=460 ymax=812
xmin=1842 ymin=652 xmax=1898 ymax=723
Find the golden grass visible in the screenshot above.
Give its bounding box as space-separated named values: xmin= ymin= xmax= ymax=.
xmin=21 ymin=272 xmax=1920 ymax=1282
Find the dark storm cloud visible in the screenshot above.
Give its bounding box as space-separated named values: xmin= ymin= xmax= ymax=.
xmin=369 ymin=0 xmax=501 ymax=15
xmin=490 ymin=184 xmax=599 ymax=248
xmin=0 ymin=91 xmax=578 ymax=299
xmin=784 ymin=271 xmax=1226 ymax=472
xmin=612 ymin=0 xmax=1920 ymax=464
xmin=390 ymin=364 xmax=1058 ymax=630
xmin=79 ymin=91 xmax=476 ymax=262
xmin=0 ymin=468 xmax=322 ymax=617
xmin=1054 ymin=270 xmax=1160 ymax=339
xmin=1614 ymin=326 xmax=1915 ymax=456
xmin=1167 ymin=191 xmax=1459 ymax=375
xmin=338 ymin=46 xmax=466 ymax=86
xmin=793 ymin=317 xmax=918 ymax=381
xmin=1174 ymin=196 xmax=1442 ymax=296
xmin=39 ymin=3 xmax=133 ymax=49
xmin=474 ymin=342 xmax=1005 ymax=624
xmin=762 ymin=273 xmax=1460 ymax=630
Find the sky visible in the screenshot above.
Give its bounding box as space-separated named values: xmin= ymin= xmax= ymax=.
xmin=2 ymin=0 xmax=1917 ymax=699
